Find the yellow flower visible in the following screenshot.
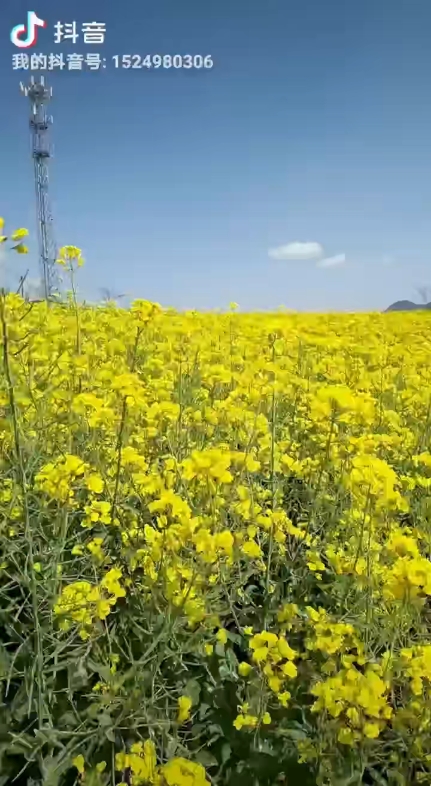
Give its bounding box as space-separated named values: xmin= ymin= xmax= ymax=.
xmin=11 ymin=228 xmax=29 ymax=240
xmin=252 ymin=646 xmax=269 ymax=663
xmin=57 ymin=245 xmax=84 ymax=267
xmin=100 ymin=567 xmax=125 ymax=598
xmin=216 ymin=628 xmax=228 ymax=644
xmin=177 ymin=695 xmax=193 ymax=723
xmin=86 ymin=473 xmax=104 ymax=493
xmin=277 ymin=638 xmax=297 ymax=660
xmin=268 ymin=676 xmax=282 ymax=692
xmin=346 ymin=707 xmax=360 ymax=726
xmin=233 ymin=713 xmax=258 ymax=731
xmin=233 ymin=714 xmax=245 ymax=730
xmin=363 ymin=722 xmax=380 ymax=739
xmin=14 ymin=243 xmax=29 ymax=254
xmin=160 ymin=757 xmax=210 ymax=785
xmin=281 ymin=661 xmax=297 ymax=678
xmin=338 ymin=728 xmax=355 ymax=745
xmin=87 ymin=537 xmax=105 ymax=563
xmin=72 ymin=754 xmax=85 ymax=774
xmin=2 ymin=266 xmax=431 ymax=785
xmin=241 ymin=539 xmax=262 ymax=558
xmin=278 ymin=691 xmax=291 ymax=707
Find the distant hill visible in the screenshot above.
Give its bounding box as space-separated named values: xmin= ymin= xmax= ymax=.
xmin=385 ymin=300 xmax=431 ymax=312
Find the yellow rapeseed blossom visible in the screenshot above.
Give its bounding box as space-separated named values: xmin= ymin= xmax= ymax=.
xmin=1 ymin=255 xmax=431 ymax=783
xmin=10 ymin=228 xmax=29 ymax=240
xmin=177 ymin=695 xmax=193 ymax=723
xmin=57 ymin=245 xmax=85 ymax=267
xmin=159 ymin=757 xmax=209 ymax=785
xmin=72 ymin=755 xmax=85 ymax=774
xmin=216 ymin=628 xmax=228 ymax=644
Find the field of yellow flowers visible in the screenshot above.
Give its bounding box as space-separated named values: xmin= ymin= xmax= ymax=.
xmin=1 ymin=239 xmax=431 ymax=785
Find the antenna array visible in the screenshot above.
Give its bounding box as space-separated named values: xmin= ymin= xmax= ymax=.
xmin=20 ymin=75 xmax=59 ymax=300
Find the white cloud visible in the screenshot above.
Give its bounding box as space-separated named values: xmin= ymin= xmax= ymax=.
xmin=316 ymin=253 xmax=346 ymax=269
xmin=268 ymin=241 xmax=324 ymax=261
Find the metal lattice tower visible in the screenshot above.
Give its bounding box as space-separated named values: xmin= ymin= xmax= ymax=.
xmin=20 ymin=76 xmax=58 ymax=301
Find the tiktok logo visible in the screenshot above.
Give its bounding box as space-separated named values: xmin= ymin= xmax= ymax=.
xmin=10 ymin=11 xmax=46 ymax=48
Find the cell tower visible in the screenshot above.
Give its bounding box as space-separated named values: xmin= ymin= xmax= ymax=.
xmin=20 ymin=75 xmax=59 ymax=301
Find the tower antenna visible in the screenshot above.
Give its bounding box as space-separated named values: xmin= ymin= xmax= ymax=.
xmin=20 ymin=75 xmax=59 ymax=301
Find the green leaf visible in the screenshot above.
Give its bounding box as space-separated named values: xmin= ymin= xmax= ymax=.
xmin=58 ymin=712 xmax=78 ymax=729
xmin=10 ymin=684 xmax=31 ymax=723
xmin=278 ymin=727 xmax=308 ymax=741
xmin=198 ymin=702 xmax=210 ymax=720
xmin=165 ymin=738 xmax=178 ymax=758
xmin=68 ymin=660 xmax=91 ymax=689
xmin=0 ymin=645 xmax=10 ymax=679
xmin=98 ymin=712 xmax=113 ymax=727
xmin=207 ymin=724 xmax=223 ymax=736
xmin=221 ymin=743 xmax=231 ymax=764
xmin=218 ymin=663 xmax=231 ymax=679
xmin=184 ymin=678 xmax=201 ymax=705
xmin=40 ymin=754 xmax=70 ymax=786
xmin=256 ymin=740 xmax=277 ymax=756
xmin=195 ymin=750 xmax=218 ymax=768
xmin=87 ymin=702 xmax=101 ymax=720
xmin=87 ymin=659 xmax=111 ymax=682
xmin=226 ymin=648 xmax=239 ymax=671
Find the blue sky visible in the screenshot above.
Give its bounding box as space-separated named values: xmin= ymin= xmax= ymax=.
xmin=1 ymin=0 xmax=431 ymax=311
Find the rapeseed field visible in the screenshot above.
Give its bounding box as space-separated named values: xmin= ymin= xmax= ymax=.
xmin=1 ymin=233 xmax=431 ymax=785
